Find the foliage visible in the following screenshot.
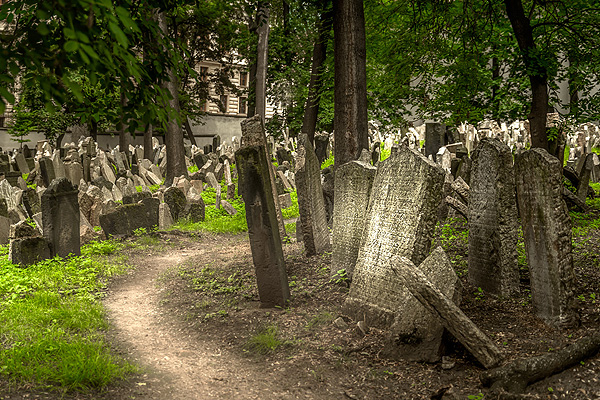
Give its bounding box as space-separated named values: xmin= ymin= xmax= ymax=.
xmin=320 ymin=153 xmax=334 ymax=170
xmin=281 ymin=190 xmax=299 ymax=219
xmin=244 ymin=324 xmax=287 ymax=355
xmin=0 ymin=243 xmax=133 ymax=391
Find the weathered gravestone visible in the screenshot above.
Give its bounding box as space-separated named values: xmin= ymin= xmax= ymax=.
xmin=241 ymin=115 xmax=287 ymax=241
xmin=577 ymin=153 xmax=594 ymax=202
xmin=99 ymin=201 xmax=158 ymax=237
xmin=163 ymin=186 xmax=187 ymax=221
xmin=331 ymin=158 xmax=376 ymax=278
xmin=0 ymin=199 xmax=9 ymax=244
xmin=344 ymin=144 xmax=445 ymax=328
xmin=295 ymin=133 xmax=331 ymax=256
xmin=314 ymin=133 xmax=330 ymax=164
xmin=425 ymin=122 xmax=446 ymax=158
xmin=236 ymin=145 xmax=289 ymax=308
xmin=41 ymin=178 xmax=80 ymax=257
xmin=515 ymin=148 xmax=579 ymax=328
xmin=468 ymin=138 xmax=519 ymax=296
xmin=386 ymin=247 xmax=462 ymax=362
xmin=8 ymin=220 xmax=51 ymax=266
xmin=38 ymin=157 xmax=56 ymax=187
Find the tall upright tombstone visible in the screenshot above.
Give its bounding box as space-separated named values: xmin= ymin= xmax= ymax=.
xmin=295 ymin=134 xmax=331 ymax=256
xmin=235 ymin=144 xmax=290 ymax=308
xmin=515 ymin=148 xmax=579 ymax=328
xmin=425 ymin=122 xmax=446 ymax=158
xmin=41 ymin=177 xmax=80 ymax=257
xmin=240 ymin=115 xmax=287 ymax=241
xmin=331 ymin=158 xmax=376 ymax=278
xmin=344 ymin=144 xmax=445 ymax=328
xmin=468 ymin=138 xmax=519 ymax=296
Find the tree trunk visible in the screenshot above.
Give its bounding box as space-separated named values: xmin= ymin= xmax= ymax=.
xmin=504 ymin=0 xmax=549 ymax=150
xmin=481 ymin=332 xmax=600 ymax=393
xmin=333 ymin=0 xmax=369 ymax=168
xmin=157 ymin=11 xmax=187 ymax=185
xmin=144 ymin=123 xmax=153 ymax=160
xmin=183 ymin=116 xmax=197 ymax=147
xmin=118 ymin=91 xmax=130 ymax=152
xmin=301 ymin=0 xmax=333 ymax=147
xmin=254 ymin=1 xmax=270 ymax=121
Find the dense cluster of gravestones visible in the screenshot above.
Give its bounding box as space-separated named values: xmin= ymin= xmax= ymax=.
xmin=1 ymin=113 xmax=597 ymax=366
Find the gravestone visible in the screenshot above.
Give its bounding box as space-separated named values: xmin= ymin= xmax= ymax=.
xmin=41 ymin=178 xmax=80 ymax=257
xmin=314 ymin=133 xmax=330 ymax=164
xmin=386 ymin=247 xmax=462 ymax=362
xmin=468 ymin=138 xmax=519 ymax=296
xmin=8 ymin=220 xmax=51 ymax=266
xmin=0 ymin=199 xmax=8 ymax=244
xmin=295 ymin=134 xmax=331 ymax=256
xmin=223 ymin=159 xmax=235 ymax=199
xmin=158 ymin=203 xmax=174 ymax=230
xmin=240 ymin=115 xmax=287 ymax=241
xmin=164 ymin=186 xmax=187 ymax=221
xmin=577 ymin=153 xmax=594 ymax=202
xmin=213 ymin=135 xmax=221 ymax=152
xmin=344 ymin=144 xmax=445 ymax=328
xmin=15 ymin=153 xmax=30 ymax=174
xmin=235 ymin=144 xmax=289 ymax=308
xmin=331 ymin=158 xmax=376 ymax=278
xmin=99 ymin=202 xmax=158 ymax=237
xmin=38 ymin=157 xmax=56 ymax=187
xmin=425 ymin=122 xmax=446 ymax=158
xmin=515 ymin=148 xmax=579 ymax=328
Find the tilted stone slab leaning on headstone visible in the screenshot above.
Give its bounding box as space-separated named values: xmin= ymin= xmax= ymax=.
xmin=344 ymin=143 xmax=445 ymax=329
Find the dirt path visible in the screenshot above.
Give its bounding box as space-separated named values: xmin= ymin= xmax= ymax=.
xmin=103 ymin=235 xmax=335 ymax=400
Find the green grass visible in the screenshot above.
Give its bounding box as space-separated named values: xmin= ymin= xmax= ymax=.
xmin=321 ymin=153 xmax=334 ymax=170
xmin=281 ymin=190 xmax=299 ymax=219
xmin=0 ymin=241 xmax=135 ymax=392
xmin=188 ymin=164 xmax=199 ymax=173
xmin=285 ymin=222 xmax=296 ymax=235
xmin=245 ymin=325 xmax=286 ymax=355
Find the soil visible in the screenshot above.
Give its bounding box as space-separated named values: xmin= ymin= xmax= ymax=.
xmin=3 ymin=216 xmax=600 ymax=400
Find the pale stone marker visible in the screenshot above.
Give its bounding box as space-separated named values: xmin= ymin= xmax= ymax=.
xmin=515 ymin=148 xmax=579 ymax=328
xmin=295 ymin=133 xmax=331 ymax=256
xmin=344 ymin=144 xmax=445 ymax=328
xmin=41 ymin=178 xmax=80 ymax=257
xmin=236 ymin=144 xmax=289 ymax=308
xmin=331 ymin=158 xmax=376 ymax=278
xmin=15 ymin=153 xmax=30 ymax=175
xmin=468 ymin=138 xmax=519 ymax=296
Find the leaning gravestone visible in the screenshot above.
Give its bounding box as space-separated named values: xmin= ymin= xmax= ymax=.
xmin=241 ymin=115 xmax=287 ymax=241
xmin=331 ymin=157 xmax=376 ymax=278
xmin=468 ymin=138 xmax=519 ymax=296
xmin=386 ymin=247 xmax=462 ymax=362
xmin=41 ymin=178 xmax=80 ymax=257
xmin=236 ymin=144 xmax=290 ymax=308
xmin=295 ymin=133 xmax=331 ymax=256
xmin=344 ymin=144 xmax=445 ymax=328
xmin=515 ymin=148 xmax=579 ymax=328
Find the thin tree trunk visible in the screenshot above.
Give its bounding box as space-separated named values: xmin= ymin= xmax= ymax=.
xmin=301 ymin=1 xmax=333 ymax=147
xmin=157 ymin=11 xmax=187 ymax=185
xmin=254 ymin=1 xmax=270 ymax=121
xmin=144 ymin=123 xmax=153 ymax=160
xmin=504 ymin=0 xmax=549 ymax=150
xmin=183 ymin=116 xmax=197 ymax=147
xmin=118 ymin=91 xmax=130 ymax=152
xmin=333 ymin=0 xmax=369 ymax=168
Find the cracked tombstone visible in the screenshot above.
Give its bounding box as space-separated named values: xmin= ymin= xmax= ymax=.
xmin=468 ymin=138 xmax=519 ymax=296
xmin=515 ymin=148 xmax=579 ymax=328
xmin=236 ymin=145 xmax=289 ymax=308
xmin=41 ymin=177 xmax=80 ymax=257
xmin=344 ymin=144 xmax=445 ymax=329
xmin=331 ymin=157 xmax=376 ymax=278
xmin=295 ymin=133 xmax=331 ymax=256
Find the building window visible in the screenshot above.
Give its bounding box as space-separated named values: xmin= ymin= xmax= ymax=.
xmin=219 ymin=95 xmax=228 ymax=113
xmin=240 ymin=71 xmax=248 ymax=87
xmin=200 ymin=66 xmax=208 ymax=82
xmin=239 ymin=97 xmax=247 ymax=115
